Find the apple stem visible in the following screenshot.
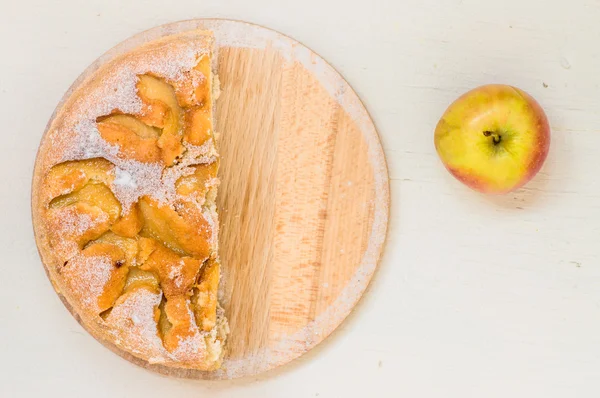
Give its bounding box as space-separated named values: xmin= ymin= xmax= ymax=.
xmin=483 ymin=130 xmax=502 ymax=145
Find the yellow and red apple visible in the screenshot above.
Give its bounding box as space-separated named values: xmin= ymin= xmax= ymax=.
xmin=434 ymin=84 xmax=550 ymax=194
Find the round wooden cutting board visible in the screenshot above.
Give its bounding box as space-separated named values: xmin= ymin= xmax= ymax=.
xmin=39 ymin=19 xmax=389 ymax=379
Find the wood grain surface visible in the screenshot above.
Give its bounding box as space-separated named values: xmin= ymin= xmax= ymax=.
xmin=34 ymin=19 xmax=389 ymax=379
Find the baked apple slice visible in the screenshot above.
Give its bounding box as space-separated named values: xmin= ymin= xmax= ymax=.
xmin=97 ymin=115 xmax=161 ymax=163
xmin=138 ymin=196 xmax=211 ymax=259
xmin=137 ymin=75 xmax=184 ymax=165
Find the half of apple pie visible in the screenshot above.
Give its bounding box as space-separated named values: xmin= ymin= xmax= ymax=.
xmin=32 ymin=30 xmax=228 ymax=370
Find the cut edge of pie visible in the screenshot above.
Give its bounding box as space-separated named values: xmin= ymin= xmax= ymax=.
xmin=31 ymin=29 xmax=229 ymax=371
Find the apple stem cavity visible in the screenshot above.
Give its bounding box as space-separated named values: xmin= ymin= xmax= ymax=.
xmin=483 ymin=130 xmax=502 ymax=145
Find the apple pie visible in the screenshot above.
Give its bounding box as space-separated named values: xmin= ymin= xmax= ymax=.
xmin=31 ymin=30 xmax=229 ymax=370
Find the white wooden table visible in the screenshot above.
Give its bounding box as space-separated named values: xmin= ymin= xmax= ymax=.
xmin=2 ymin=0 xmax=600 ymax=396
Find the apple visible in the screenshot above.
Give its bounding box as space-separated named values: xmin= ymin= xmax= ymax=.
xmin=434 ymin=84 xmax=550 ymax=194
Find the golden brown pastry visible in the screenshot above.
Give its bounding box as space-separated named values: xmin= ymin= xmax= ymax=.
xmin=31 ymin=30 xmax=228 ymax=371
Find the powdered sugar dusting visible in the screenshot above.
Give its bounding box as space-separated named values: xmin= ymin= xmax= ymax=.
xmin=62 ymin=253 xmax=114 ymax=313
xmin=80 ymin=67 xmax=143 ymax=118
xmin=62 ymin=119 xmax=119 ymax=161
xmin=106 ymin=287 xmax=166 ymax=359
xmin=172 ymin=333 xmax=205 ymax=361
xmin=60 ymin=120 xmax=174 ymax=213
xmin=181 ymin=141 xmax=218 ymax=166
xmin=142 ymin=46 xmax=199 ymax=82
xmin=59 ymin=121 xmax=216 ymax=213
xmin=110 ymin=160 xmax=166 ymax=212
xmin=170 ymin=302 xmax=207 ymax=362
xmin=113 ymin=167 xmax=138 ymax=189
xmin=106 ymin=286 xmax=217 ymax=364
xmin=60 ymin=207 xmax=108 ymax=237
xmin=57 ymin=129 xmax=218 ymax=215
xmin=189 ymin=69 xmax=207 ymax=103
xmin=48 ymin=206 xmax=109 ymax=260
xmin=168 ymin=259 xmax=185 ymax=287
xmin=203 ymin=206 xmax=219 ymax=249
